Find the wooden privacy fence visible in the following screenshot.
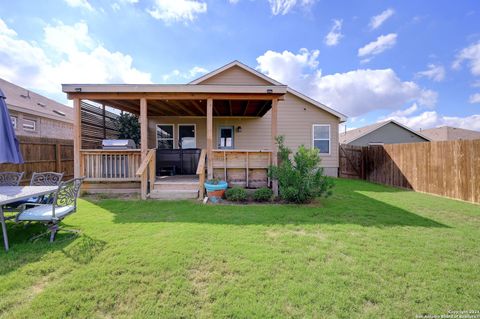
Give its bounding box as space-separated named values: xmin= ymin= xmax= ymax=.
xmin=339 ymin=140 xmax=480 ymax=204
xmin=0 ymin=136 xmax=74 ymax=184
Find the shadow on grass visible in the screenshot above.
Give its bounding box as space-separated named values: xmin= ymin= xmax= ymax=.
xmin=0 ymin=222 xmax=105 ymax=275
xmin=89 ymin=179 xmax=448 ymax=228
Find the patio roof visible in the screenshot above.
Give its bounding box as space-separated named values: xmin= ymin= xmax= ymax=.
xmin=62 ymin=84 xmax=286 ymax=117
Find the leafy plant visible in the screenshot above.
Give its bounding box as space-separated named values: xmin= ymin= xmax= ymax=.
xmin=269 ymin=136 xmax=334 ymax=203
xmin=253 ymin=187 xmax=273 ymax=202
xmin=114 ymin=113 xmax=141 ymax=146
xmin=225 ymin=187 xmax=248 ymax=202
xmin=206 ymin=178 xmax=221 ymax=185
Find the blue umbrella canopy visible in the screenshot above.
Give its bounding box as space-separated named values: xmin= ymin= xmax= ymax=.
xmin=0 ymin=88 xmax=23 ymax=164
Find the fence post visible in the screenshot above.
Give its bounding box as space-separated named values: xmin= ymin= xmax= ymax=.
xmin=55 ymin=143 xmax=62 ymax=173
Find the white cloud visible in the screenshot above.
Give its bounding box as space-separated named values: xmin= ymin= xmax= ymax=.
xmin=268 ymin=0 xmax=316 ymax=15
xmin=64 ymin=0 xmax=94 ymax=11
xmin=369 ymin=8 xmax=394 ymax=30
xmin=452 ymin=41 xmax=480 ymax=76
xmin=469 ymin=93 xmax=480 ymax=103
xmin=416 ymin=64 xmax=446 ymax=82
xmin=358 ymin=33 xmax=397 ymax=57
xmin=256 ymin=48 xmax=319 ymax=89
xmin=0 ymin=19 xmax=151 ymax=102
xmin=256 ymin=48 xmax=437 ymax=117
xmin=324 ymin=19 xmax=343 ymax=47
xmin=147 ymin=0 xmax=207 ymax=24
xmin=383 ymin=109 xmax=480 ymax=131
xmin=162 ymin=66 xmax=208 ymax=82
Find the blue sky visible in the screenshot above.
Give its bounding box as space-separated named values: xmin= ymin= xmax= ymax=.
xmin=0 ymin=0 xmax=479 ymax=130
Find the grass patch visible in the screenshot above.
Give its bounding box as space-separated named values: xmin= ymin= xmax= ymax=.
xmin=1 ymin=178 xmax=479 ymax=318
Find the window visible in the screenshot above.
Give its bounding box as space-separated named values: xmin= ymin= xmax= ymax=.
xmin=10 ymin=116 xmax=17 ymax=129
xmin=219 ymin=126 xmax=234 ymax=149
xmin=178 ymin=124 xmax=196 ymax=149
xmin=156 ymin=124 xmax=174 ymax=149
xmin=312 ymin=124 xmax=330 ymax=154
xmin=23 ymin=119 xmax=36 ymax=131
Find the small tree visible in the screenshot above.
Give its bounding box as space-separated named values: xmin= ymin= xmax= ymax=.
xmin=114 ymin=113 xmax=140 ymax=146
xmin=269 ymin=136 xmax=334 ymax=203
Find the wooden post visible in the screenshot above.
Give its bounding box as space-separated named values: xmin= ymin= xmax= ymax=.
xmin=73 ymin=98 xmax=82 ymax=178
xmin=140 ymin=98 xmax=148 ymax=159
xmin=207 ymin=98 xmax=213 ymax=179
xmin=271 ymin=98 xmax=279 ymax=196
xmin=102 ymin=104 xmax=106 ymax=139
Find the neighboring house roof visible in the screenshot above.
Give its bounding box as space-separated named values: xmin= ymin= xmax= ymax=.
xmin=189 ymin=60 xmax=347 ymax=122
xmin=418 ymin=126 xmax=480 ymax=141
xmin=340 ymin=119 xmax=430 ymax=144
xmin=0 ymin=78 xmax=73 ymax=123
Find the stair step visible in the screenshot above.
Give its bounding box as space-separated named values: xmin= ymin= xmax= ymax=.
xmin=149 ymin=189 xmax=199 ymax=200
xmin=154 ymin=182 xmax=198 ymax=191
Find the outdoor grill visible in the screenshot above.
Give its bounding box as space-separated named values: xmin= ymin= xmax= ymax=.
xmin=102 ymin=139 xmax=136 ymax=150
xmin=101 ymin=139 xmax=137 ymax=178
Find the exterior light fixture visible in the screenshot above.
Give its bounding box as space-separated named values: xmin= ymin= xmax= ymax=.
xmin=267 ymin=89 xmax=273 ymax=94
xmin=75 ymin=87 xmax=82 ymax=92
xmin=237 ymin=126 xmax=242 ymax=133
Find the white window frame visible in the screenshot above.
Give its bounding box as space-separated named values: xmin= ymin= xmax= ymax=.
xmin=23 ymin=119 xmax=36 ymax=131
xmin=156 ymin=124 xmax=175 ymax=149
xmin=312 ymin=124 xmax=331 ymax=155
xmin=11 ymin=116 xmax=17 ymax=129
xmin=177 ymin=124 xmax=197 ymax=149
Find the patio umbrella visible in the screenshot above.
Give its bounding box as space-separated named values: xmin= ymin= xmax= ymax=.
xmin=0 ymin=88 xmax=23 ymax=164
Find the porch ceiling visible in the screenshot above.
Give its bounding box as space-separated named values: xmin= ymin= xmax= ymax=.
xmin=87 ymin=99 xmax=272 ymax=117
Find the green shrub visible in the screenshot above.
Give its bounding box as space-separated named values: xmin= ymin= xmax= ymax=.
xmin=269 ymin=136 xmax=334 ymax=204
xmin=225 ymin=187 xmax=248 ymax=202
xmin=253 ymin=187 xmax=273 ymax=202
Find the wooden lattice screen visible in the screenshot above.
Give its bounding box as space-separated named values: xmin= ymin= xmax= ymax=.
xmin=81 ymin=102 xmax=120 ymax=149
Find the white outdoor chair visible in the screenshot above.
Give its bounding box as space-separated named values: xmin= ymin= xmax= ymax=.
xmin=0 ymin=172 xmax=24 ymax=186
xmin=15 ymin=177 xmax=84 ymax=242
xmin=6 ymin=172 xmax=64 ymax=211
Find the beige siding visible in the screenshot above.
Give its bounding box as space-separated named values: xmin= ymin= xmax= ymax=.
xmin=200 ymin=66 xmax=273 ymax=85
xmin=147 ymin=92 xmax=339 ymax=169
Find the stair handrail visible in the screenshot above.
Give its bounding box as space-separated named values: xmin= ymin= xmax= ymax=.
xmin=196 ymin=149 xmax=207 ymax=199
xmin=136 ymin=149 xmax=156 ymax=199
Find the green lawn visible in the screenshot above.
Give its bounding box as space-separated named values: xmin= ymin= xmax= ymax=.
xmin=1 ymin=179 xmax=479 ymax=318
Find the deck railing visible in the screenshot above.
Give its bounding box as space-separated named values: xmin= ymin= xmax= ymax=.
xmin=211 ymin=149 xmax=272 ymax=188
xmin=80 ymin=149 xmax=142 ymax=182
xmin=136 ymin=149 xmax=156 ymax=200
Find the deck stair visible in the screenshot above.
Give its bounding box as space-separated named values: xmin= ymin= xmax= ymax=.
xmin=149 ymin=175 xmax=199 ymax=200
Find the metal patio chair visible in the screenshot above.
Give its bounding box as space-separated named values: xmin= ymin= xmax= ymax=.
xmin=5 ymin=172 xmax=64 ymax=211
xmin=16 ymin=177 xmax=84 ymax=242
xmin=0 ymin=172 xmax=24 ymax=186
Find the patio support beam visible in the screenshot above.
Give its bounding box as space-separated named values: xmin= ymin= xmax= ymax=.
xmin=73 ymin=98 xmax=82 ymax=178
xmin=140 ymin=98 xmax=148 ymax=159
xmin=271 ymin=98 xmax=279 ymax=196
xmin=207 ymin=98 xmax=213 ymax=179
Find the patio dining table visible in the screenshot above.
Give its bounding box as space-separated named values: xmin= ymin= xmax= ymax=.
xmin=0 ymin=186 xmax=58 ymax=252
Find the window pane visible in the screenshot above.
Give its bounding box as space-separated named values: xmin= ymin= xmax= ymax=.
xmin=221 ymin=128 xmax=232 ymax=138
xmin=314 ymin=140 xmax=330 ymax=154
xmin=157 ymin=125 xmax=173 ymax=139
xmin=314 ymin=126 xmax=329 ymax=139
xmin=158 ymin=140 xmax=173 ymax=149
xmin=179 ymin=125 xmax=195 ymax=148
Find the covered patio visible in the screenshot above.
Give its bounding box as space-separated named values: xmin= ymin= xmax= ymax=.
xmin=62 ymin=84 xmax=287 ymax=199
